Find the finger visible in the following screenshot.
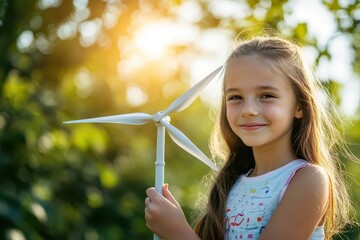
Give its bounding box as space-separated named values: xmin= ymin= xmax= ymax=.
xmin=162 ymin=184 xmax=179 ymax=207
xmin=144 ymin=207 xmax=151 ymax=223
xmin=144 ymin=205 xmax=152 ymax=218
xmin=146 ymin=187 xmax=161 ymax=200
xmin=145 ymin=197 xmax=151 ymax=206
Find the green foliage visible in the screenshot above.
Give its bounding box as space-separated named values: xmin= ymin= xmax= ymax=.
xmin=0 ymin=0 xmax=359 ymax=239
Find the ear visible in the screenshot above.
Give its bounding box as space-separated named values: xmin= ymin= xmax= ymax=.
xmin=294 ymin=106 xmax=303 ymax=119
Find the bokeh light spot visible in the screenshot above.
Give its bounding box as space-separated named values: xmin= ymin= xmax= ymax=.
xmin=6 ymin=229 xmax=25 ymax=240
xmin=57 ymin=21 xmax=77 ymax=40
xmin=16 ymin=30 xmax=34 ymax=52
xmin=31 ymin=203 xmax=48 ymax=222
xmin=86 ymin=187 xmax=103 ymax=208
xmin=126 ymin=85 xmax=148 ymax=107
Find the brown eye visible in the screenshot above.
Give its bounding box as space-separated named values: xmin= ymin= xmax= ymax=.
xmin=227 ymin=95 xmax=242 ymax=101
xmin=260 ymin=94 xmax=275 ymax=99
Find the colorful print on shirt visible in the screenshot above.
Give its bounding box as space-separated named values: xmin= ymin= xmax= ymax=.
xmin=224 ymin=160 xmax=311 ymax=240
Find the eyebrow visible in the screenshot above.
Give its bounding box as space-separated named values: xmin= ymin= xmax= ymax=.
xmin=225 ymin=85 xmax=280 ymax=94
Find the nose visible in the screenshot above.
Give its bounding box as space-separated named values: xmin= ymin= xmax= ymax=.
xmin=241 ymin=99 xmax=258 ymax=118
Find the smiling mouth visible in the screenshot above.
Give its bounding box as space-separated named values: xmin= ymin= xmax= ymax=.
xmin=239 ymin=124 xmax=266 ymax=131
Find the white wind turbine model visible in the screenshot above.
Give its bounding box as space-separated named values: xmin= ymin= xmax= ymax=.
xmin=64 ymin=66 xmax=222 ymax=240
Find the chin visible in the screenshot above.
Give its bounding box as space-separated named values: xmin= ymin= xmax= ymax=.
xmin=241 ymin=141 xmax=261 ymax=147
xmin=240 ymin=138 xmax=267 ymax=148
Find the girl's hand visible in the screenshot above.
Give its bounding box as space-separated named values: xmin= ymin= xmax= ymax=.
xmin=145 ymin=184 xmax=200 ymax=240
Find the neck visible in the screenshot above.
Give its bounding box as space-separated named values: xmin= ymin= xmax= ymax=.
xmin=250 ymin=141 xmax=296 ymax=177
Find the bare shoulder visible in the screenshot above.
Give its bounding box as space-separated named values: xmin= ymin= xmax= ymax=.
xmin=290 ymin=164 xmax=329 ymax=195
xmin=285 ymin=164 xmax=330 ymax=213
xmin=259 ymin=164 xmax=330 ymax=240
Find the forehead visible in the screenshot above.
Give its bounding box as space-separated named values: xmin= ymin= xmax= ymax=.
xmin=225 ymin=56 xmax=292 ymax=91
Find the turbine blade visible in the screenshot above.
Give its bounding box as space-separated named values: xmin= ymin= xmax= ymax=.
xmin=161 ymin=120 xmax=218 ymax=171
xmin=162 ymin=66 xmax=223 ymax=116
xmin=64 ymin=113 xmax=153 ymax=125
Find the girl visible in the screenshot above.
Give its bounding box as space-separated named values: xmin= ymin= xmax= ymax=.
xmin=144 ymin=36 xmax=354 ymax=240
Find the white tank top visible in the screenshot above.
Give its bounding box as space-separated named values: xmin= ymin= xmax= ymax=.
xmin=225 ymin=159 xmax=325 ymax=240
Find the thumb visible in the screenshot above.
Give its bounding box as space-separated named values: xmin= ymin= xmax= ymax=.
xmin=162 ymin=184 xmax=180 ymax=207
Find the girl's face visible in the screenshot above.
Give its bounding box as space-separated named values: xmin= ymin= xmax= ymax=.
xmin=224 ymin=56 xmax=303 ymax=150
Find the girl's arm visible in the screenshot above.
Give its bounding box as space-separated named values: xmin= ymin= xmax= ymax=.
xmin=259 ymin=165 xmax=330 ymax=240
xmin=145 ymin=184 xmax=201 ymax=240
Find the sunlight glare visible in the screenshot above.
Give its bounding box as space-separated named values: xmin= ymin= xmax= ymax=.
xmin=126 ymin=85 xmax=148 ymax=107
xmin=133 ymin=21 xmax=197 ymax=60
xmin=133 ymin=22 xmax=170 ymax=59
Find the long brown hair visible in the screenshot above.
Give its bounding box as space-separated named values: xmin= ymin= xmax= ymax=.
xmin=194 ymin=36 xmax=354 ymax=239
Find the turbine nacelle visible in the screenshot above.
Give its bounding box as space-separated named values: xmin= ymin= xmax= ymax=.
xmin=153 ymin=111 xmax=170 ymax=124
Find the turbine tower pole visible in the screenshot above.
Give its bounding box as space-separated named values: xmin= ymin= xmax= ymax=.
xmin=155 ymin=122 xmax=165 ymax=195
xmin=153 ymin=116 xmax=167 ymax=240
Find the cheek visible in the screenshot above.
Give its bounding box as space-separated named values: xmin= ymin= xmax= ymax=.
xmin=263 ymin=103 xmax=295 ymax=126
xmin=262 ymin=104 xmax=287 ymax=123
xmin=226 ymin=105 xmax=238 ymax=124
xmin=226 ymin=109 xmax=238 ymax=134
xmin=226 ymin=109 xmax=233 ymax=125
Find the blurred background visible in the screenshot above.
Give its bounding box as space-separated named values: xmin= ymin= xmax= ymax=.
xmin=0 ymin=0 xmax=359 ymax=239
